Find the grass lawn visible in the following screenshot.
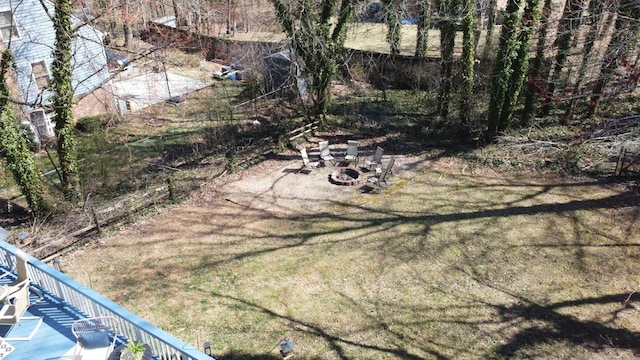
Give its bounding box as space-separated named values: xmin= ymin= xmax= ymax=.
xmin=227 ymin=23 xmax=497 ymax=56
xmin=62 ymin=155 xmax=640 ymax=359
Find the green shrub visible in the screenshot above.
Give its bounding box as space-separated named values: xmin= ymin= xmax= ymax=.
xmin=76 ymin=115 xmax=116 ymax=134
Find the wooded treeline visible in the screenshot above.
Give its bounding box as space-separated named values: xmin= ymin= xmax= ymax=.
xmin=91 ymin=0 xmax=639 ymax=133
xmin=1 ymin=0 xmax=639 ymax=217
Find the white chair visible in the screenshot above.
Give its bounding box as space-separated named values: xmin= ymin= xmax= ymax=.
xmin=367 ymin=166 xmax=390 ymax=189
xmin=344 ymin=140 xmax=359 ymax=166
xmin=318 ymin=141 xmax=336 ymax=166
xmin=364 ymin=146 xmax=384 ymax=171
xmin=379 ymin=156 xmax=395 ymax=176
xmin=298 ymin=148 xmax=318 ymax=173
xmin=0 ymin=282 xmax=32 ymax=324
xmin=0 ymin=249 xmax=29 ymax=298
xmin=71 ymin=316 xmax=118 ymax=360
xmin=0 ymin=250 xmax=43 ymax=341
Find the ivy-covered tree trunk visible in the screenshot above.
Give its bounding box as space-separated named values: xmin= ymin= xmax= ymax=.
xmin=52 ymin=0 xmax=82 ymax=203
xmin=415 ymin=0 xmax=431 ymax=57
xmin=541 ymin=0 xmax=583 ymax=117
xmin=0 ymin=51 xmax=50 ymax=217
xmin=520 ymin=0 xmax=552 ymax=126
xmin=383 ymin=0 xmax=401 ymax=55
xmin=458 ymin=0 xmax=475 ymax=137
xmin=484 ymin=0 xmax=524 ymax=142
xmin=437 ymin=0 xmax=456 ymax=118
xmin=270 ymin=0 xmax=354 ymax=121
xmin=588 ymin=3 xmax=640 ymax=116
xmin=497 ymin=0 xmax=543 ymax=132
xmin=563 ymin=0 xmax=600 ymax=121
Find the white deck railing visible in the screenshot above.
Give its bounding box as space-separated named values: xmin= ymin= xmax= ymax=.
xmin=0 ymin=241 xmax=212 ymax=360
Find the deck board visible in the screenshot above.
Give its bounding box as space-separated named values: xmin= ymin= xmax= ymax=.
xmin=0 ymin=268 xmax=82 ymax=359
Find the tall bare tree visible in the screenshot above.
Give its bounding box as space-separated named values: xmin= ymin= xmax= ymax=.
xmin=481 ymin=0 xmax=496 ymax=60
xmin=541 ymin=0 xmax=584 ymax=116
xmin=589 ymin=2 xmax=640 ymax=115
xmin=270 ymin=0 xmax=355 ymax=121
xmin=563 ymin=0 xmax=601 ymax=121
xmin=123 ymin=0 xmax=134 ymax=47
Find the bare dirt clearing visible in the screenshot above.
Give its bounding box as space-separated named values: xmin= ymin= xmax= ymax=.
xmin=62 ymin=151 xmax=640 ymax=359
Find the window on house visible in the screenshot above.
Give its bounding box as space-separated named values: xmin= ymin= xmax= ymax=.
xmin=31 ymin=61 xmax=50 ymax=90
xmin=29 ymin=109 xmax=54 ymax=138
xmin=0 ymin=10 xmax=19 ymax=40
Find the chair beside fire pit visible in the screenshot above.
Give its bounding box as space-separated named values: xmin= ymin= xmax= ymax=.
xmin=298 ymin=148 xmax=319 ymax=174
xmin=319 ymin=141 xmax=337 ymax=166
xmin=367 ymin=166 xmax=390 ymax=189
xmin=365 ymin=146 xmax=384 ymax=171
xmin=343 ymin=140 xmax=359 ymax=167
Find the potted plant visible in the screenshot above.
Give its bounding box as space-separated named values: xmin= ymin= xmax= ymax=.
xmin=120 ymin=340 xmax=146 ymax=360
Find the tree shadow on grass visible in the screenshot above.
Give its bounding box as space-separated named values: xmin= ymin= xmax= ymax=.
xmin=210 ymin=293 xmax=447 ymax=360
xmin=214 ymin=353 xmax=282 ymax=360
xmin=481 ymin=284 xmax=640 ymax=359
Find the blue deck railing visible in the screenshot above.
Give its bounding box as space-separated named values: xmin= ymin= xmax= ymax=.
xmin=0 ymin=241 xmax=212 ymax=360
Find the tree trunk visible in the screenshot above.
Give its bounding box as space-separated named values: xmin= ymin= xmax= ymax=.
xmin=415 ymin=0 xmax=431 ymax=57
xmin=435 ymin=0 xmax=457 ymax=118
xmin=172 ymin=0 xmax=181 ymax=27
xmin=481 ymin=0 xmax=496 ymax=61
xmin=383 ymin=0 xmax=401 ymax=55
xmin=123 ymin=0 xmax=133 ymax=48
xmin=497 ymin=0 xmax=543 ymax=132
xmin=458 ymin=0 xmax=475 ymax=137
xmin=0 ymin=50 xmax=50 ymax=217
xmin=226 ymin=0 xmax=234 ymax=34
xmin=541 ymin=0 xmax=583 ymax=118
xmin=484 ymin=0 xmax=524 ymax=142
xmin=563 ymin=0 xmax=600 ymax=121
xmin=52 ymin=0 xmax=82 ymax=203
xmin=588 ymin=3 xmax=640 ymax=116
xmin=520 ymin=0 xmax=552 ymax=126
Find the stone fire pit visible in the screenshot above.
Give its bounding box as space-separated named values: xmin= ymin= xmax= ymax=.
xmin=330 ymin=167 xmax=363 ymax=186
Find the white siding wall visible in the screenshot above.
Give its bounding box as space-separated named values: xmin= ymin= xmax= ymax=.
xmin=1 ymin=0 xmax=109 ymax=112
